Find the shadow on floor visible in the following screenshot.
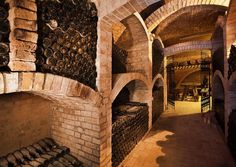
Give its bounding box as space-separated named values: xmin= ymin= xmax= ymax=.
xmin=123 ymin=111 xmax=236 ymax=167
xmin=153 ymin=113 xmax=235 ymax=167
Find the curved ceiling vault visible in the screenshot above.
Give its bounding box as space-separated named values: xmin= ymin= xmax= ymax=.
xmin=157 ymin=5 xmax=227 ymax=46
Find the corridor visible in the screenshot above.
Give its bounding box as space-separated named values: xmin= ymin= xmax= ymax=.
xmin=122 ymin=109 xmax=236 ymax=167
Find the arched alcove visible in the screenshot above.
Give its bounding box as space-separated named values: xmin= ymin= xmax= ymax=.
xmin=0 ymin=72 xmax=102 ymax=165
xmin=115 ymin=12 xmax=150 ymax=76
xmin=111 ymin=77 xmax=149 ymax=167
xmin=0 ymin=92 xmax=52 ymax=155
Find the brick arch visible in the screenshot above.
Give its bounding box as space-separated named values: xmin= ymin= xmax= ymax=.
xmin=145 ymin=0 xmax=230 ymax=32
xmin=97 ymin=0 xmax=162 ymax=24
xmin=116 ymin=12 xmax=151 ymax=76
xmin=163 ymin=41 xmax=212 ymax=57
xmin=212 ymin=70 xmax=225 ymax=99
xmin=110 ymin=73 xmax=149 ymax=103
xmin=176 ymin=69 xmax=201 ymax=89
xmin=156 ymin=5 xmax=227 ymax=35
xmin=155 ymin=35 xmax=165 ymax=48
xmin=152 ymin=74 xmax=164 ymax=88
xmin=0 ymin=72 xmax=102 ymax=106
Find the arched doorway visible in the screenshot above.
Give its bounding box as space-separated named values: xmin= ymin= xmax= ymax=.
xmin=152 ymin=77 xmax=164 ymax=124
xmin=212 ymin=73 xmax=225 ymax=132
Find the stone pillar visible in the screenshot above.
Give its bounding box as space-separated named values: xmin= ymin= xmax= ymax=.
xmin=222 ymin=16 xmax=229 ymax=140
xmin=148 ymin=34 xmax=154 ymax=128
xmin=96 ymin=18 xmax=112 ymax=167
xmin=6 ymin=0 xmax=37 ymax=71
xmin=164 ymin=56 xmax=168 ymax=110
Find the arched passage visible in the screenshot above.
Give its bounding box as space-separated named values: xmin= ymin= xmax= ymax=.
xmin=212 ymin=70 xmax=225 ymax=132
xmin=145 ymin=0 xmax=230 ymax=32
xmin=152 ymin=75 xmax=164 ymax=124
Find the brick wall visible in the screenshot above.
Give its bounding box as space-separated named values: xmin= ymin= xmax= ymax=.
xmin=0 ymin=93 xmax=51 ymax=156
xmin=145 ymin=0 xmax=230 ymax=32
xmin=112 ymin=23 xmax=126 ymax=43
xmin=51 ymin=103 xmax=101 ymax=167
xmin=116 ymin=13 xmax=150 ymax=77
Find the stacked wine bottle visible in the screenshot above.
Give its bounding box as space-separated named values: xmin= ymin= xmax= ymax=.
xmin=0 ymin=1 xmax=10 ymax=68
xmin=112 ymin=43 xmax=127 ymax=74
xmin=228 ymin=45 xmax=236 ymax=79
xmin=112 ymin=102 xmax=149 ymax=167
xmin=0 ymin=138 xmax=83 ymax=167
xmin=36 ymin=0 xmax=98 ymax=89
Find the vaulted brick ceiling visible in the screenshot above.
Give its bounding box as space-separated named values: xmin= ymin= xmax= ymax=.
xmin=156 ymin=5 xmax=227 ymax=47
xmin=167 ymin=50 xmax=211 ymax=64
xmin=140 ymin=0 xmax=164 ymax=20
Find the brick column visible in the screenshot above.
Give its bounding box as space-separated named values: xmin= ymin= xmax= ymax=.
xmin=163 ymin=56 xmax=168 ymax=110
xmin=6 ymin=0 xmax=37 ymax=71
xmin=96 ymin=18 xmax=112 ymax=166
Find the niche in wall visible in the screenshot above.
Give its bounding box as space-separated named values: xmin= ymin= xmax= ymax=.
xmin=0 ymin=93 xmax=52 ymax=156
xmin=152 ymin=80 xmax=164 ymax=123
xmin=152 ymin=39 xmax=164 ymax=78
xmin=112 ymin=80 xmax=149 ymax=167
xmin=36 ymin=0 xmax=98 ymax=89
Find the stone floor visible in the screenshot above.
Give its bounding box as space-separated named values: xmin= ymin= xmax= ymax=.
xmin=122 ymin=109 xmax=236 ymax=167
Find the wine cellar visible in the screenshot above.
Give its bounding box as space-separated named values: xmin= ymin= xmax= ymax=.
xmin=1 ymin=0 xmax=236 ymax=166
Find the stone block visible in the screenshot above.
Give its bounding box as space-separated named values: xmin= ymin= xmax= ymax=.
xmin=10 ymin=49 xmax=36 ymax=62
xmin=60 ymin=78 xmax=72 ymax=94
xmin=3 ymin=73 xmax=19 ymax=93
xmin=12 ymin=29 xmax=38 ymax=43
xmin=8 ymin=61 xmax=36 ymax=71
xmin=80 ymin=86 xmax=92 ymax=99
xmin=51 ymin=75 xmax=63 ymax=93
xmin=19 ymin=72 xmax=33 ymax=91
xmin=33 ymin=73 xmax=45 ymax=91
xmin=10 ymin=40 xmax=37 ymax=52
xmin=6 ymin=0 xmax=37 ymax=11
xmin=8 ymin=7 xmax=36 ymax=21
xmin=44 ymin=73 xmax=55 ymax=91
xmin=10 ymin=18 xmax=37 ymax=32
xmin=66 ymin=81 xmax=83 ymax=97
xmin=0 ymin=73 xmax=4 ymax=94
